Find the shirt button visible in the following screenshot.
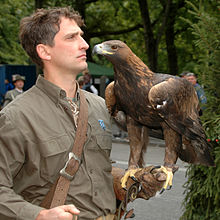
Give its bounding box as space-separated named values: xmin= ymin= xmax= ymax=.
xmin=94 ymin=192 xmax=98 ymax=196
xmin=90 ymin=169 xmax=93 ymax=174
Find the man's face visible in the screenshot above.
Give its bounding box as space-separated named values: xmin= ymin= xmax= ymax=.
xmin=14 ymin=80 xmax=24 ymax=90
xmin=48 ymin=17 xmax=89 ymax=75
xmin=186 ymin=76 xmax=197 ymax=85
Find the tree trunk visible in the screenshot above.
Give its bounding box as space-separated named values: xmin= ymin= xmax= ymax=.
xmin=138 ymin=0 xmax=171 ymax=72
xmin=165 ymin=3 xmax=178 ymax=75
xmin=164 ymin=0 xmax=185 ymax=75
xmin=137 ymin=0 xmax=157 ymax=71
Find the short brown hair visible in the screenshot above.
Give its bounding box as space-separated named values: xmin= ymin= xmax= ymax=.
xmin=19 ymin=7 xmax=84 ymax=68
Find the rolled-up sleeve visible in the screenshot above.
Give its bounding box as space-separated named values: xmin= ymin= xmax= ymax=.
xmin=0 ymin=113 xmax=44 ymax=220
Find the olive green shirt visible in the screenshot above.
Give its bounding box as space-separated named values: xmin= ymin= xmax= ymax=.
xmin=0 ymin=75 xmax=116 ymax=220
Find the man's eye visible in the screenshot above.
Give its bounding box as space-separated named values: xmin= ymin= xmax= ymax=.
xmin=68 ymin=35 xmax=76 ymax=39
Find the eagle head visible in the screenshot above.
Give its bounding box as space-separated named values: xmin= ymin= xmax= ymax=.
xmin=92 ymin=40 xmax=131 ymax=63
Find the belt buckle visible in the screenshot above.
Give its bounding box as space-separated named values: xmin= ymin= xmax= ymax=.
xmin=60 ymin=152 xmax=81 ymax=180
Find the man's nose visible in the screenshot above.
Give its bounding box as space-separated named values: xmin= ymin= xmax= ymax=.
xmin=80 ymin=37 xmax=89 ymax=50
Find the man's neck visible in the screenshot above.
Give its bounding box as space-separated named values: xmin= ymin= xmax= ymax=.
xmin=44 ymin=70 xmax=78 ymax=98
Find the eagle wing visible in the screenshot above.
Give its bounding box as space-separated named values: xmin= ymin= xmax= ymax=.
xmin=149 ymin=77 xmax=203 ymax=139
xmin=148 ymin=77 xmax=214 ymax=166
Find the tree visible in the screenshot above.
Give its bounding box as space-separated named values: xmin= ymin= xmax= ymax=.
xmin=137 ymin=0 xmax=171 ymax=72
xmin=162 ymin=0 xmax=185 ymax=74
xmin=0 ymin=0 xmax=217 ymax=76
xmin=180 ymin=1 xmax=220 ymax=219
xmin=0 ymin=0 xmax=33 ymax=64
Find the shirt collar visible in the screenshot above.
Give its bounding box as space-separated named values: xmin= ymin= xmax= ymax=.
xmin=15 ymin=88 xmax=23 ymax=93
xmin=35 ymin=75 xmax=80 ymax=105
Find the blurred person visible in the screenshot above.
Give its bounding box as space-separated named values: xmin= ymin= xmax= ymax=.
xmin=0 ymin=79 xmax=14 ymax=108
xmin=185 ymin=72 xmax=207 ymax=111
xmin=77 ymin=75 xmax=85 ymax=89
xmin=82 ymin=69 xmax=98 ymax=95
xmin=180 ymin=71 xmax=188 ymax=78
xmin=5 ymin=78 xmax=14 ymax=92
xmin=3 ymin=74 xmax=25 ymax=107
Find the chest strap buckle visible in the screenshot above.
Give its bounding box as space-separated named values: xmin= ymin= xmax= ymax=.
xmin=60 ymin=152 xmax=81 ymax=180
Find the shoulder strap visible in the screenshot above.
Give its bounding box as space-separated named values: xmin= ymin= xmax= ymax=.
xmin=40 ymin=90 xmax=88 ymax=208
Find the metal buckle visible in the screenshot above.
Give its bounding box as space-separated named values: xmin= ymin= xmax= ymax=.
xmin=60 ymin=152 xmax=81 ymax=180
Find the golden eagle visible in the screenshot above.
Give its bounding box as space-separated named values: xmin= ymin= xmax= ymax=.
xmin=93 ymin=40 xmax=214 ymax=191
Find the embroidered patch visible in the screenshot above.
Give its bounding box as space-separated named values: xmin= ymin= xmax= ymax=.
xmin=98 ymin=119 xmax=106 ymax=130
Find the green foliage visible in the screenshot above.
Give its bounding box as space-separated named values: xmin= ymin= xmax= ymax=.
xmin=181 ymin=153 xmax=220 ymax=220
xmin=180 ymin=1 xmax=220 ymax=220
xmin=0 ymin=0 xmax=34 ymax=64
xmin=0 ymin=0 xmax=207 ymax=74
xmin=87 ymin=0 xmax=145 ymax=67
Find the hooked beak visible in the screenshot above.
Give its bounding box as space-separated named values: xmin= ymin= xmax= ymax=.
xmin=92 ymin=43 xmax=114 ymax=55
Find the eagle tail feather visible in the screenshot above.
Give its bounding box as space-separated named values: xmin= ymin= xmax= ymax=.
xmin=167 ymin=118 xmax=215 ymax=167
xmin=179 ymin=136 xmax=215 ymax=167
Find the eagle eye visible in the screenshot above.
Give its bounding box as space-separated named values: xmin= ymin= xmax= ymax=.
xmin=111 ymin=45 xmax=118 ymax=50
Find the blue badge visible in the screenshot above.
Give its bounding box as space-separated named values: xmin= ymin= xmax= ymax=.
xmin=98 ymin=119 xmax=106 ymax=130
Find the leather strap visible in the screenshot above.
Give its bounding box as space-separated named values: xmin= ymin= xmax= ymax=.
xmin=40 ymin=90 xmax=88 ymax=208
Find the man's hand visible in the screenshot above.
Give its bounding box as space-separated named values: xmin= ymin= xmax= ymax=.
xmin=36 ymin=205 xmax=80 ymax=220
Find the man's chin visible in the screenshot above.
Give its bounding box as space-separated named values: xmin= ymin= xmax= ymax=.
xmin=80 ymin=62 xmax=88 ymax=71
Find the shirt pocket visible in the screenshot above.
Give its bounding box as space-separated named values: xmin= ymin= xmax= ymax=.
xmin=95 ymin=134 xmax=112 ymax=158
xmin=39 ymin=135 xmax=71 ymax=182
xmin=96 ymin=133 xmax=113 ymax=173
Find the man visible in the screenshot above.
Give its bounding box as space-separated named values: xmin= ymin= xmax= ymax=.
xmin=3 ymin=74 xmax=25 ymax=107
xmin=0 ymin=7 xmax=162 ymax=220
xmin=185 ymin=72 xmax=207 ymax=110
xmin=179 ymin=71 xmax=188 ymax=78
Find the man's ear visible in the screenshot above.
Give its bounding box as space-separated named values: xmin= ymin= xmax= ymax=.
xmin=36 ymin=44 xmax=51 ymax=61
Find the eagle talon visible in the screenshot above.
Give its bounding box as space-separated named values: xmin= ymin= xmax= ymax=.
xmin=154 ymin=166 xmax=173 ymax=191
xmin=167 ymin=185 xmax=172 ymax=190
xmin=159 ymin=188 xmax=165 ymax=194
xmin=150 ymin=165 xmax=161 ymax=173
xmin=123 ymin=187 xmax=128 ymax=191
xmin=131 ymin=176 xmax=138 ymax=182
xmin=121 ymin=168 xmax=142 ymax=189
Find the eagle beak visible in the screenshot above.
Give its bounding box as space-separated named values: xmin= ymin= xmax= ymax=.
xmin=93 ymin=44 xmax=113 ymax=55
